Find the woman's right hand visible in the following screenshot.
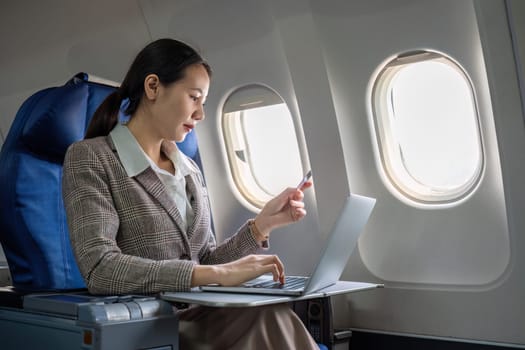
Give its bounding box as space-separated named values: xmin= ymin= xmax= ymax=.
xmin=191 ymin=254 xmax=285 ymax=287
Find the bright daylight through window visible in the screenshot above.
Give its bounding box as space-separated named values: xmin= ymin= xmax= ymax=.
xmin=222 ymin=85 xmax=304 ymax=209
xmin=371 ymin=51 xmax=483 ymax=205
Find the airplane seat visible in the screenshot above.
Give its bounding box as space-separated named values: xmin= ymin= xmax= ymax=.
xmin=0 ymin=72 xmax=203 ymax=300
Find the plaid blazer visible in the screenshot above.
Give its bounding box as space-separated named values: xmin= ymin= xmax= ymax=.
xmin=62 ymin=136 xmax=259 ymax=295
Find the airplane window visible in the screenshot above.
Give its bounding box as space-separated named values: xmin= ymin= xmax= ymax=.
xmin=222 ymin=85 xmax=303 ymax=209
xmin=371 ymin=51 xmax=483 ymax=205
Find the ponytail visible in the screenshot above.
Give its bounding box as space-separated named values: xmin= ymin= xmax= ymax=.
xmin=84 ymin=90 xmax=122 ymax=139
xmin=84 ymin=38 xmax=211 ymax=139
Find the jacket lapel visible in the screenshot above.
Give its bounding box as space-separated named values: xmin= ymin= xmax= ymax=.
xmin=186 ymin=174 xmax=208 ymax=239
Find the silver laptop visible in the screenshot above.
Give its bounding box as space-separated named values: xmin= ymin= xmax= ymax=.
xmin=200 ymin=193 xmax=376 ymax=296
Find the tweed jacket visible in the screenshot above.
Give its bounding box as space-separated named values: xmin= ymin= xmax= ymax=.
xmin=62 ymin=135 xmax=260 ymax=295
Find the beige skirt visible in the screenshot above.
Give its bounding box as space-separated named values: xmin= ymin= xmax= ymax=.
xmin=177 ymin=303 xmax=320 ymax=349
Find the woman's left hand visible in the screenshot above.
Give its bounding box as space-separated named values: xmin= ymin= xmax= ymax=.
xmin=254 ymin=180 xmax=312 ymax=238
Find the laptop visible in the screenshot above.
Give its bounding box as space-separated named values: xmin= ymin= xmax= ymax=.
xmin=200 ymin=193 xmax=376 ymax=296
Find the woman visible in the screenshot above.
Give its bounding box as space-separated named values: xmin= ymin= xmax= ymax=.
xmin=62 ymin=38 xmax=318 ymax=349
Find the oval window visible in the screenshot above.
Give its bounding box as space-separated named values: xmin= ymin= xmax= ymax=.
xmin=371 ymin=51 xmax=484 ymax=204
xmin=222 ymin=85 xmax=304 ymax=209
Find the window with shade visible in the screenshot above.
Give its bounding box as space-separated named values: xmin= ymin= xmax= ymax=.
xmin=222 ymin=84 xmax=304 ymax=209
xmin=370 ymin=51 xmax=484 ymax=205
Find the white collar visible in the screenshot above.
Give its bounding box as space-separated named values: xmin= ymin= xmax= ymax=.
xmin=110 ymin=123 xmax=198 ymax=177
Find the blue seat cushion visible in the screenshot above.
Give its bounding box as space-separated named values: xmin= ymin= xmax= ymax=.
xmin=0 ymin=75 xmax=114 ymax=291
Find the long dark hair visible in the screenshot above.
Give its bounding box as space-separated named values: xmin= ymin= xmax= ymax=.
xmin=85 ymin=38 xmax=212 ymax=139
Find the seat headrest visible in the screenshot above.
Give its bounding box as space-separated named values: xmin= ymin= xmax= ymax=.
xmin=21 ymin=81 xmax=89 ymax=163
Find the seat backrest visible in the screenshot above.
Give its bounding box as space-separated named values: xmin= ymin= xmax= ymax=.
xmin=0 ymin=73 xmax=203 ymax=292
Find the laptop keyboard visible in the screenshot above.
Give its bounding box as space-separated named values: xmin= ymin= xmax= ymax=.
xmin=248 ymin=276 xmax=309 ymax=290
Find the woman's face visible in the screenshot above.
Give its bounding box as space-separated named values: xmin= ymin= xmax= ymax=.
xmin=150 ymin=63 xmax=210 ymax=143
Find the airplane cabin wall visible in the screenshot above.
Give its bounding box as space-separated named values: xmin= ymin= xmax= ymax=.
xmin=326 ymin=0 xmax=525 ymax=346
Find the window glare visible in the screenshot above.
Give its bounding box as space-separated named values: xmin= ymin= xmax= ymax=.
xmin=373 ymin=53 xmax=483 ymax=204
xmin=242 ymin=104 xmax=303 ymax=195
